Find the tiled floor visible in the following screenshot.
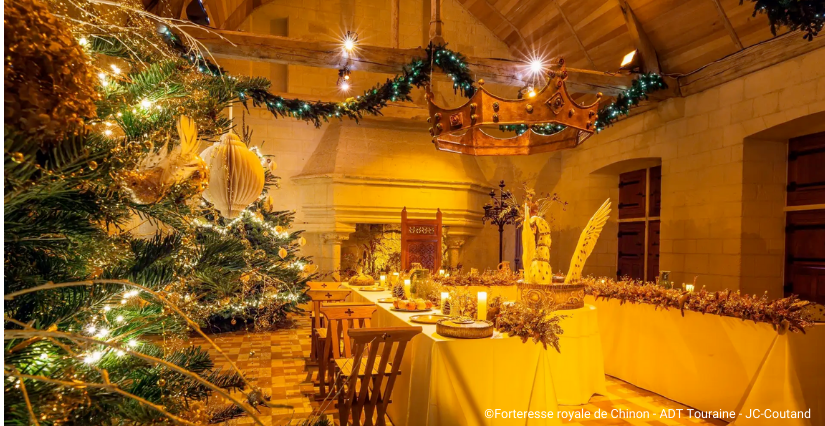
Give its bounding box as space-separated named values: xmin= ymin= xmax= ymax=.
xmin=191 ymin=314 xmax=727 ymax=426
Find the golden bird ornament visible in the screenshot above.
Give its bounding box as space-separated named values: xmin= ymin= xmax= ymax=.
xmin=122 ymin=116 xmax=209 ymax=204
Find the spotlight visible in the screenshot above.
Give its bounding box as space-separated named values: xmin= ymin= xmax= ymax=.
xmin=342 ymin=31 xmax=358 ymax=52
xmin=338 ymin=66 xmax=352 ymax=91
xmin=340 ymin=81 xmax=350 ymax=92
xmin=528 ymin=88 xmax=537 ymax=98
xmin=620 ymin=50 xmax=639 ymax=71
xmin=529 ymin=58 xmax=544 ymax=75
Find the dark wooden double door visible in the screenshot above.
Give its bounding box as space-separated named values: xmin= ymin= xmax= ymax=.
xmin=616 ymin=166 xmax=661 ymax=281
xmin=785 ymin=132 xmax=825 ymax=304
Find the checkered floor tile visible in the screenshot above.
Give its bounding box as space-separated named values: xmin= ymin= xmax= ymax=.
xmin=190 ymin=314 xmax=727 ymax=426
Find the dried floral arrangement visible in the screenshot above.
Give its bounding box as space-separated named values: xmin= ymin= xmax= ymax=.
xmin=434 ymin=269 xmax=520 ymax=287
xmin=497 ymin=302 xmax=565 ymax=351
xmin=446 ymin=287 xmax=478 ymax=318
xmin=583 ymin=277 xmax=814 ymax=333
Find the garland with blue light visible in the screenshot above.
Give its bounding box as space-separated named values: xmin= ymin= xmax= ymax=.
xmin=161 ymin=28 xmax=474 ymax=127
xmin=500 ymin=73 xmax=668 ymax=136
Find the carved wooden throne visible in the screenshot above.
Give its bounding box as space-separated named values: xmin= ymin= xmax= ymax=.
xmin=400 ymin=208 xmax=443 ymax=271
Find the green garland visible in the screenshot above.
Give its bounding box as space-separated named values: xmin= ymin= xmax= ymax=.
xmin=744 ymin=0 xmax=824 ymax=40
xmin=500 ymin=73 xmax=668 ymax=136
xmin=162 ymin=28 xmax=475 ymax=127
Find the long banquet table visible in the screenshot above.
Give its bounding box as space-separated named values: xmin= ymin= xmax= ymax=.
xmin=346 ymin=284 xmax=607 ymax=426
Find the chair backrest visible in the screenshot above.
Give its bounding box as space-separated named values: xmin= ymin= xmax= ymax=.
xmin=307 ymin=289 xmax=351 ymax=329
xmin=341 ymin=327 xmax=422 ymax=426
xmin=320 ymin=303 xmax=377 ymax=359
xmin=307 ymin=281 xmax=342 ymax=290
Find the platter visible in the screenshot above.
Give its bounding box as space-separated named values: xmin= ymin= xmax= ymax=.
xmin=391 ymin=308 xmax=432 ymax=313
xmin=377 ymin=298 xmax=395 ymax=303
xmin=409 ymin=314 xmax=449 ymax=324
xmin=359 ymin=286 xmax=386 ymax=292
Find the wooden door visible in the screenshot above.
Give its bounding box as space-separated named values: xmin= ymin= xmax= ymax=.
xmin=618 ymin=222 xmax=646 ymax=280
xmin=787 ymin=132 xmax=825 ymax=206
xmin=647 ymin=220 xmax=660 ymax=281
xmin=619 ymin=169 xmax=647 ymax=219
xmin=649 ymin=166 xmax=662 ymax=217
xmin=400 ymin=208 xmax=442 ymax=271
xmin=785 ymin=209 xmax=825 ymax=304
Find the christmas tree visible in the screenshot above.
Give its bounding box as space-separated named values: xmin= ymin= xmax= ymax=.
xmin=4 ymin=0 xmax=312 ymax=423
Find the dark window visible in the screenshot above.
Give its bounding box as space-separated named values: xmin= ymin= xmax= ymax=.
xmin=787 ymin=132 xmax=825 ymax=206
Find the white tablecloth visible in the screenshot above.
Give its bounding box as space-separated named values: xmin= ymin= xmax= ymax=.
xmin=346 ymin=285 xmax=606 ymax=426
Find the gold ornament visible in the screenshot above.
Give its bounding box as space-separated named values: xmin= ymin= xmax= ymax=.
xmin=262 ymin=195 xmax=276 ymax=212
xmin=263 ymin=158 xmax=277 ymax=173
xmin=87 ymin=160 xmax=98 ymax=170
xmin=4 ymin=0 xmax=97 ymax=145
xmin=278 ymin=247 xmax=288 ymax=259
xmin=299 ymin=236 xmax=307 ymax=246
xmin=11 ymin=152 xmax=24 ymax=163
xmin=122 ymin=116 xmax=209 ymax=204
xmin=201 ymin=132 xmax=265 ymax=218
xmin=157 ymin=378 xmax=166 ymax=387
xmin=274 ymin=226 xmax=284 ymax=233
xmin=249 ymin=350 xmax=256 ymax=357
xmin=230 ymin=318 xmax=237 ymax=325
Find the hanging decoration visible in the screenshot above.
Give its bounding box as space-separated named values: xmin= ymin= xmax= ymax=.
xmin=201 ymin=132 xmax=266 ymax=218
xmin=122 ymin=115 xmax=210 ymax=204
xmin=501 ymin=73 xmax=668 ymax=136
xmin=743 ymin=0 xmax=824 ymax=40
xmin=427 ymin=58 xmax=601 ymax=156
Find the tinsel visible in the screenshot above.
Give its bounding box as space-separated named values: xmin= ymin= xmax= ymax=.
xmin=583 ymin=277 xmax=814 ymax=333
xmin=743 ymin=0 xmax=824 ymax=40
xmin=161 ymin=28 xmax=475 ymax=127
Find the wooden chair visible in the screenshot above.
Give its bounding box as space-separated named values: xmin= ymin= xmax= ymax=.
xmin=307 ymin=289 xmax=352 ymax=364
xmin=317 ymin=303 xmax=377 ymax=398
xmin=308 ymin=281 xmax=343 ymax=290
xmin=334 ymin=327 xmax=422 ymax=426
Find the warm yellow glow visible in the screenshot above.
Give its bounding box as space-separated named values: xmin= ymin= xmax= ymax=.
xmin=140 ymin=98 xmax=152 ymax=109
xmin=528 ymin=90 xmax=537 ymax=98
xmin=441 ymin=291 xmax=449 ymax=312
xmin=685 ymin=284 xmax=695 ymax=293
xmin=403 ymin=279 xmax=411 ymax=299
xmin=339 ymin=81 xmax=350 ymax=92
xmin=621 ymin=50 xmax=637 ymax=67
xmin=110 ymin=64 xmax=121 ymax=75
xmin=529 ymin=58 xmax=544 ymax=74
xmin=343 ymin=35 xmax=356 ymax=52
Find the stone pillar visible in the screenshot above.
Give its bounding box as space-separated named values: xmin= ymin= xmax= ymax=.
xmin=322 ymin=232 xmax=350 ymax=279
xmin=445 ymin=236 xmax=466 ymax=269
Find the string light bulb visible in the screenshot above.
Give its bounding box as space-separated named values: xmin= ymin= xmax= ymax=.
xmin=529 ymin=58 xmax=544 ymax=75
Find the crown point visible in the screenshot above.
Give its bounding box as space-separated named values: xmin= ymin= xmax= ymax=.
xmin=477 ymin=79 xmax=485 ymax=86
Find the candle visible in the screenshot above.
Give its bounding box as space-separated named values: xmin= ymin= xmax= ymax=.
xmin=439 ymin=269 xmax=445 ymax=276
xmin=380 ymin=275 xmax=386 ymax=288
xmin=477 ymin=291 xmax=487 ymax=321
xmin=441 ymin=292 xmax=449 ymax=312
xmin=685 ymin=284 xmax=695 ymax=293
xmin=403 ymin=279 xmax=411 ymax=299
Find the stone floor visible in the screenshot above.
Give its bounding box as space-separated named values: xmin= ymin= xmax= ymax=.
xmin=191 ymin=314 xmax=727 ymax=426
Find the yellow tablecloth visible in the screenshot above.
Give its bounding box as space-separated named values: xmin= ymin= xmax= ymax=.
xmin=347 ymin=285 xmax=606 ymax=426
xmin=589 ymin=297 xmax=825 ymax=425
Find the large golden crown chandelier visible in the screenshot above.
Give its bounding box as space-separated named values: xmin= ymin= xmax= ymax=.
xmin=426 ymin=58 xmax=601 ymax=156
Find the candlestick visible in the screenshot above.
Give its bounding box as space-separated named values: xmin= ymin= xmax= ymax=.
xmin=477 ymin=291 xmax=487 ymax=321
xmin=403 ymin=279 xmax=411 ymax=299
xmin=441 ymin=292 xmax=449 ymax=313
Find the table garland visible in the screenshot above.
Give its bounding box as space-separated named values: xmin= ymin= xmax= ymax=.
xmin=433 ymin=270 xmax=519 ymax=287
xmin=582 ymin=277 xmax=814 ymax=333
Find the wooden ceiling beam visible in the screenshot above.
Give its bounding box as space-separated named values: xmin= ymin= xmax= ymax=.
xmin=192 ymin=29 xmax=635 ymax=95
xmin=616 ymin=0 xmax=661 ymax=74
xmin=678 ymin=31 xmax=825 ymax=97
xmin=550 ymin=0 xmax=597 ymax=69
xmin=709 ymin=0 xmax=743 ymax=50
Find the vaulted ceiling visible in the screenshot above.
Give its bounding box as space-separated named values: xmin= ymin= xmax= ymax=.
xmin=455 ymin=0 xmax=779 ymax=74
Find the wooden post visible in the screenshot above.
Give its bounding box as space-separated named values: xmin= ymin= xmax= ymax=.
xmin=391 ymin=0 xmax=400 ymax=48
xmin=429 ymin=0 xmax=444 ymax=45
xmin=617 ymin=0 xmax=660 ymax=74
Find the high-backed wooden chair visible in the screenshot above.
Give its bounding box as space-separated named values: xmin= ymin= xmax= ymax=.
xmin=317 ymin=303 xmax=377 ymax=398
xmin=335 ymin=327 xmax=422 ymax=426
xmin=307 ymin=289 xmax=351 ymax=364
xmin=307 ymin=281 xmax=343 ymax=290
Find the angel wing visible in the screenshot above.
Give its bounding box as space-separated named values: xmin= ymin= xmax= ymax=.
xmin=565 ymin=199 xmax=611 ymax=283
xmin=521 ymin=203 xmax=536 ymax=283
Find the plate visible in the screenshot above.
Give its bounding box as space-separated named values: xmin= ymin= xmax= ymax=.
xmin=409 ymin=314 xmax=449 ymax=324
xmin=391 ymin=308 xmax=433 ymax=313
xmin=377 ymin=298 xmax=395 ymax=303
xmin=359 ymin=286 xmax=386 ymax=292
